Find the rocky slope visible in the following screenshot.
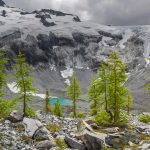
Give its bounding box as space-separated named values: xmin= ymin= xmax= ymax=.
xmin=0 ymin=0 xmax=150 ymax=112
xmin=1 ymin=111 xmax=150 ymax=150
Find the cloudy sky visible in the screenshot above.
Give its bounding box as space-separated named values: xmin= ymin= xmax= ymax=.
xmin=3 ymin=0 xmax=150 ymax=26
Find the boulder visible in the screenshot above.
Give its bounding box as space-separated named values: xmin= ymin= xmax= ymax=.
xmin=36 ymin=140 xmax=56 ymax=150
xmin=23 ymin=118 xmax=43 ymax=138
xmin=6 ymin=110 xmax=23 ymax=123
xmin=34 ymin=127 xmax=53 ymax=141
xmin=81 ymin=130 xmax=106 ymax=150
xmin=105 ymin=131 xmax=140 ymax=149
xmin=139 ymin=141 xmax=150 ymax=150
xmin=105 ymin=134 xmax=126 ymax=149
xmin=65 ymin=135 xmax=86 ymax=150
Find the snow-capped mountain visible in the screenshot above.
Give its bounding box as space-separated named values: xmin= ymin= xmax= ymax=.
xmin=0 ymin=0 xmax=149 ymax=112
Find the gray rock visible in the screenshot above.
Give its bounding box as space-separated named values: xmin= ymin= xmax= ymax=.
xmin=34 ymin=127 xmax=53 ymax=141
xmin=139 ymin=141 xmax=150 ymax=150
xmin=0 ymin=29 xmax=21 ymax=47
xmin=136 ymin=125 xmax=150 ymax=133
xmin=81 ymin=130 xmax=106 ymax=150
xmin=65 ymin=135 xmax=86 ymax=150
xmin=0 ymin=0 xmax=5 ymax=6
xmin=23 ymin=118 xmax=43 ymax=138
xmin=6 ymin=110 xmax=23 ymax=123
xmin=103 ymin=127 xmax=119 ymax=133
xmin=36 ymin=140 xmax=56 ymax=150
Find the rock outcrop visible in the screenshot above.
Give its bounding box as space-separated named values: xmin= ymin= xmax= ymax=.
xmin=0 ymin=0 xmax=5 ymax=6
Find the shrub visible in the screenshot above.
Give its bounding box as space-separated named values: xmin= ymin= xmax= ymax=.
xmin=0 ymin=99 xmax=17 ymax=119
xmin=25 ymin=107 xmax=36 ymax=117
xmin=77 ymin=112 xmax=86 ymax=118
xmin=94 ymin=111 xmax=110 ymax=126
xmin=46 ymin=123 xmax=60 ymax=132
xmin=55 ymin=138 xmax=68 ymax=150
xmin=42 ymin=105 xmax=52 ymax=113
xmin=53 ymin=99 xmax=63 ymax=117
xmin=138 ymin=114 xmax=150 ymax=123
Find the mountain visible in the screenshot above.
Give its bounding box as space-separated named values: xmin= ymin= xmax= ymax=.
xmin=0 ymin=0 xmax=5 ymax=6
xmin=0 ymin=1 xmax=150 ymax=112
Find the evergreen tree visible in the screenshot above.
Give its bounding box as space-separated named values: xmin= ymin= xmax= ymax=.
xmin=97 ymin=65 xmax=114 ymax=122
xmin=0 ymin=50 xmax=16 ymax=118
xmin=106 ymin=51 xmax=127 ymax=123
xmin=0 ymin=51 xmax=7 ymax=97
xmin=88 ymin=79 xmax=100 ymax=116
xmin=13 ymin=51 xmax=35 ymax=116
xmin=67 ymin=73 xmax=81 ymax=118
xmin=44 ymin=89 xmax=50 ymax=113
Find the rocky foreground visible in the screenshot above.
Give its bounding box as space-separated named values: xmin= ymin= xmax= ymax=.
xmin=0 ymin=111 xmax=150 ymax=150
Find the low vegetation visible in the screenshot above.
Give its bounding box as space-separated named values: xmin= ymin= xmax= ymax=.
xmin=138 ymin=114 xmax=150 ymax=123
xmin=25 ymin=107 xmax=36 ymax=117
xmin=76 ymin=112 xmax=86 ymax=118
xmin=46 ymin=123 xmax=61 ymax=132
xmin=53 ymin=99 xmax=63 ymax=117
xmin=55 ymin=138 xmax=68 ymax=150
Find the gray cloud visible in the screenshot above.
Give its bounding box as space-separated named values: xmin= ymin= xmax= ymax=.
xmin=3 ymin=0 xmax=150 ymax=26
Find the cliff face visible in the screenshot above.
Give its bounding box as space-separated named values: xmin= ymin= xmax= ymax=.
xmin=0 ymin=0 xmax=5 ymax=6
xmin=0 ymin=4 xmax=150 ymax=112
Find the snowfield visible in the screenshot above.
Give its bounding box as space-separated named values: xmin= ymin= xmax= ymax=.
xmin=7 ymin=82 xmax=46 ymax=99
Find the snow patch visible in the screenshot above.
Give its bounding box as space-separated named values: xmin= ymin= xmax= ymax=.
xmin=7 ymin=82 xmax=46 ymax=99
xmin=60 ymin=67 xmax=73 ymax=78
xmin=75 ymin=66 xmax=83 ymax=69
xmin=64 ymin=79 xmax=70 ymax=86
xmin=7 ymin=82 xmax=20 ymax=93
xmin=50 ymin=64 xmax=56 ymax=71
xmin=60 ymin=67 xmax=73 ymax=85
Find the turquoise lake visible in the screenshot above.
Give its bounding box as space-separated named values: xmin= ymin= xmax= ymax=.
xmin=49 ymin=97 xmax=73 ymax=106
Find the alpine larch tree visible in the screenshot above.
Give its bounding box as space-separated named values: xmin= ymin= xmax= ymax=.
xmin=105 ymin=51 xmax=128 ymax=123
xmin=44 ymin=89 xmax=50 ymax=113
xmin=89 ymin=51 xmax=132 ymax=125
xmin=67 ymin=73 xmax=81 ymax=118
xmin=88 ymin=79 xmax=100 ymax=116
xmin=13 ymin=51 xmax=35 ymax=116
